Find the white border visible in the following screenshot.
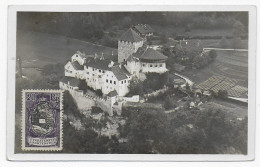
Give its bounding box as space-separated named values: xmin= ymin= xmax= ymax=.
xmin=6 ymin=5 xmax=256 ymax=161
xmin=21 ymin=89 xmax=63 ymax=151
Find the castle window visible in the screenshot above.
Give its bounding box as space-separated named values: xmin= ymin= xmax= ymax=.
xmin=106 ymin=79 xmax=108 ymax=83
xmin=123 ymin=59 xmax=126 ymax=62
xmin=121 ymin=81 xmax=123 ymax=84
xmin=124 ymin=80 xmax=126 ymax=83
xmin=155 ymin=65 xmax=158 ymax=67
xmin=87 ymin=72 xmax=89 ymax=74
xmin=110 ymin=80 xmax=112 ymax=84
xmin=114 ymin=81 xmax=116 ymax=85
xmin=92 ymin=68 xmax=94 ymax=71
xmin=143 ymin=64 xmax=145 ymax=67
xmin=99 ymin=70 xmax=101 ymax=72
xmin=160 ymin=64 xmax=162 ymax=67
xmin=93 ymin=74 xmax=94 ymax=76
xmin=150 ymin=64 xmax=153 ymax=67
xmin=102 ymin=70 xmax=105 ymax=73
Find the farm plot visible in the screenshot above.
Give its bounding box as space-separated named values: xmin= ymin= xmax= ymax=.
xmin=196 ymin=75 xmax=247 ymax=98
xmin=196 ymin=75 xmax=224 ymax=90
xmin=211 ymin=81 xmax=238 ymax=93
xmin=181 ymin=49 xmax=248 ymax=88
xmin=227 ymin=85 xmax=248 ymax=98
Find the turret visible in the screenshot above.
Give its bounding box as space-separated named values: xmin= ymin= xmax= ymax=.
xmin=118 ymin=28 xmax=144 ymax=63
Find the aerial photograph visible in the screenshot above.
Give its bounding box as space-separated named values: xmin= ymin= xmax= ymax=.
xmin=15 ymin=12 xmax=248 ymax=154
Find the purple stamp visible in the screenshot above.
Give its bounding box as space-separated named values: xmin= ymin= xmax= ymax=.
xmin=21 ymin=90 xmax=63 ymax=151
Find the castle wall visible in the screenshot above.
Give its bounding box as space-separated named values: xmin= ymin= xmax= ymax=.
xmin=141 ymin=62 xmax=167 ymax=74
xmin=60 ymin=82 xmax=114 ymax=116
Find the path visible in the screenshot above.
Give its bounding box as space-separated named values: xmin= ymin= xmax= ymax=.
xmin=174 ymin=73 xmax=194 ymax=87
xmin=203 ymin=48 xmax=248 ymax=52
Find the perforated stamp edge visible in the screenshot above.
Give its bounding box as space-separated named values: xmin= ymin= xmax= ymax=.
xmin=21 ymin=89 xmax=63 ymax=151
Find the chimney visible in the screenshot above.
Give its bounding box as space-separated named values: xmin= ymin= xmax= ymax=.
xmin=108 ymin=60 xmax=114 ymax=68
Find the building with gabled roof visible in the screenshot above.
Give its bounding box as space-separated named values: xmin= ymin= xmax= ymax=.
xmin=118 ymin=27 xmax=168 ymax=75
xmin=64 ymin=61 xmax=85 ymax=79
xmin=132 ymin=24 xmax=154 ymax=37
xmin=119 ymin=28 xmax=143 ymax=43
xmin=61 ymin=25 xmax=168 ymax=98
xmin=59 ymin=76 xmax=81 ymax=90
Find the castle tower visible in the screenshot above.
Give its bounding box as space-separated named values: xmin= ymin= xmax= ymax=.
xmin=118 ymin=28 xmax=144 ymax=63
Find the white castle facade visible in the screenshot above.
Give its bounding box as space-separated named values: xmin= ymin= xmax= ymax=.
xmin=60 ymin=25 xmax=168 ymax=98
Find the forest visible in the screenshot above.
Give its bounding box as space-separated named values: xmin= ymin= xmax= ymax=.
xmin=17 ymin=12 xmax=248 ymax=45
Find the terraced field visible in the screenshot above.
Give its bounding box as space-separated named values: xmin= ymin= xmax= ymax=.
xmin=182 ymin=50 xmax=248 ymax=88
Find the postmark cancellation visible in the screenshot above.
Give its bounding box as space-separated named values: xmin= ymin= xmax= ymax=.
xmin=21 ymin=90 xmax=63 ymax=151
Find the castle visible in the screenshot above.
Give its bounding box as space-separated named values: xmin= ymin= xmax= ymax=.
xmin=60 ymin=25 xmax=168 ymax=98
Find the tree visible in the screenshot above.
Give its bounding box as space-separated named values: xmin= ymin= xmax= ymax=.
xmin=121 ymin=109 xmax=169 ymax=153
xmin=91 ymin=106 xmax=103 ymax=114
xmin=160 ymin=34 xmax=168 ymax=44
xmin=128 ymin=76 xmax=144 ymax=96
xmin=217 ymin=90 xmax=228 ymax=99
xmin=232 ymin=37 xmax=243 ymax=49
xmin=78 ymin=80 xmax=89 ymax=93
xmin=164 ymin=95 xmax=177 ymax=110
xmin=186 ymin=83 xmax=191 ymax=92
xmin=143 ymin=72 xmax=169 ymax=92
xmin=193 ymin=55 xmax=208 ymax=69
xmin=208 ymin=50 xmax=217 ymax=62
xmin=232 ymin=21 xmax=246 ymax=38
xmin=219 ymin=36 xmax=229 ymax=48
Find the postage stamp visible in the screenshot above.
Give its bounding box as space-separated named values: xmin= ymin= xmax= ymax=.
xmin=21 ymin=90 xmax=63 ymax=151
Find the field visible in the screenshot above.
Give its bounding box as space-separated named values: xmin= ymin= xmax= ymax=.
xmin=181 ymin=50 xmax=248 ymax=87
xmin=17 ymin=30 xmax=117 ymax=79
xmin=199 ymin=99 xmax=248 ymax=119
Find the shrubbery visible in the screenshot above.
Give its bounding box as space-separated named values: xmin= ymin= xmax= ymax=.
xmin=128 ymin=72 xmax=169 ymax=96
xmin=120 ymin=106 xmax=247 ymax=154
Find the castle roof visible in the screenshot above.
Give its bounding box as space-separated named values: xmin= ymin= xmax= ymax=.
xmin=133 ymin=24 xmax=154 ymax=34
xmin=119 ymin=28 xmax=143 ymax=43
xmin=71 ymin=61 xmax=84 ymax=70
xmin=60 ymin=76 xmax=80 ymax=87
xmin=111 ymin=65 xmax=130 ymax=81
xmin=76 ymin=51 xmax=88 ymax=59
xmin=107 ymin=90 xmax=118 ymax=97
xmin=85 ymin=57 xmax=111 ymax=71
xmin=126 ymin=54 xmax=135 ymax=62
xmin=133 ymin=47 xmax=168 ymax=60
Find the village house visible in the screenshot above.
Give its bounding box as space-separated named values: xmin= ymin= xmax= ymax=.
xmin=60 ymin=25 xmax=168 ymax=98
xmin=132 ymin=24 xmax=154 ymax=37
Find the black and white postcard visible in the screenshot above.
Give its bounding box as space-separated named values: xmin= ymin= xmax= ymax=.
xmin=6 ymin=5 xmax=256 ymax=161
